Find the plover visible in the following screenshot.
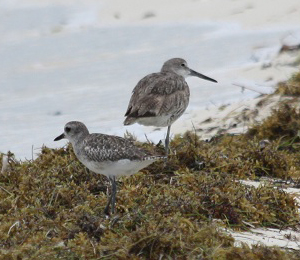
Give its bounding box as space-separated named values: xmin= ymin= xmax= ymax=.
xmin=124 ymin=58 xmax=217 ymax=157
xmin=54 ymin=121 xmax=160 ymax=214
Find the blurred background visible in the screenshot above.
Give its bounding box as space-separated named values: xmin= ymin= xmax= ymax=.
xmin=1 ymin=0 xmax=300 ymax=159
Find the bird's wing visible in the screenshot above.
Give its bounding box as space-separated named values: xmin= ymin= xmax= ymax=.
xmin=83 ymin=134 xmax=147 ymax=162
xmin=124 ymin=73 xmax=189 ymax=118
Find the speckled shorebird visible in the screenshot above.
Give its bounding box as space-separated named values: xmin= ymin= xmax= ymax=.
xmin=124 ymin=58 xmax=217 ymax=157
xmin=54 ymin=121 xmax=160 ymax=215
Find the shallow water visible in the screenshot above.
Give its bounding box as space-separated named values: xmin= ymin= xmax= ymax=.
xmin=0 ymin=3 xmax=299 ymax=159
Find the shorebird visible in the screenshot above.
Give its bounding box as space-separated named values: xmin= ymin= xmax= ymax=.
xmin=54 ymin=121 xmax=160 ymax=215
xmin=124 ymin=58 xmax=217 ymax=157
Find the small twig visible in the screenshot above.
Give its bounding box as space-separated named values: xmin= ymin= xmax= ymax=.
xmin=233 ymin=83 xmax=267 ymax=94
xmin=144 ymin=133 xmax=151 ymax=144
xmin=242 ymin=220 xmax=256 ymax=228
xmin=191 ymin=121 xmax=198 ymax=147
xmin=8 ymin=221 xmax=20 ymax=236
xmin=48 ymin=188 xmax=57 ymax=206
xmin=0 ymin=185 xmax=13 ymax=196
xmin=90 ymin=240 xmax=97 ymax=256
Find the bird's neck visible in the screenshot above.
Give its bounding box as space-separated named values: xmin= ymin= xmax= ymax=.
xmin=71 ymin=132 xmax=88 ymax=147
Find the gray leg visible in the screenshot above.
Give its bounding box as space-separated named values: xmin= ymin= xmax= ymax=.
xmin=104 ymin=179 xmax=113 ymax=215
xmin=165 ymin=125 xmax=171 ymax=158
xmin=104 ymin=176 xmax=117 ymax=215
xmin=111 ymin=176 xmax=117 ymax=214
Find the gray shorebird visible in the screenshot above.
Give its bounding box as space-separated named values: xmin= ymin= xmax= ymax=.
xmin=54 ymin=121 xmax=160 ymax=215
xmin=124 ymin=58 xmax=217 ymax=157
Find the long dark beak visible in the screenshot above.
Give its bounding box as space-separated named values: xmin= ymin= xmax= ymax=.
xmin=189 ymin=69 xmax=217 ymax=83
xmin=54 ymin=133 xmax=65 ymax=141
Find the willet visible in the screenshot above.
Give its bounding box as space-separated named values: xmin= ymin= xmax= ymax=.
xmin=54 ymin=121 xmax=160 ymax=215
xmin=124 ymin=58 xmax=217 ymax=157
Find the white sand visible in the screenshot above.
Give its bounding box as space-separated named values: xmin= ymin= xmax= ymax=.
xmin=227 ymin=179 xmax=300 ymax=249
xmin=96 ymin=0 xmax=300 ymax=139
xmin=99 ymin=0 xmax=300 ymax=28
xmin=0 ymin=0 xmax=300 ymax=159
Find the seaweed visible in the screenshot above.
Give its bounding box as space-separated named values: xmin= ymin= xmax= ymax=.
xmin=1 ymin=73 xmax=300 ymax=258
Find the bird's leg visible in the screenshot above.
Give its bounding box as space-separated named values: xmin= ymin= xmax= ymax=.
xmin=104 ymin=176 xmax=116 ymax=215
xmin=110 ymin=176 xmax=117 ymax=214
xmin=165 ymin=125 xmax=171 ymax=159
xmin=104 ymin=180 xmax=113 ymax=215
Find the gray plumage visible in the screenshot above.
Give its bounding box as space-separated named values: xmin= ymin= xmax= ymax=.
xmin=124 ymin=72 xmax=189 ymax=127
xmin=81 ymin=133 xmax=149 ymax=162
xmin=54 ymin=121 xmax=160 ymax=214
xmin=124 ymin=58 xmax=217 ymax=156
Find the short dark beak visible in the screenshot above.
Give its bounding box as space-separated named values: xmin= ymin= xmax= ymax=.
xmin=189 ymin=69 xmax=217 ymax=83
xmin=54 ymin=133 xmax=65 ymax=141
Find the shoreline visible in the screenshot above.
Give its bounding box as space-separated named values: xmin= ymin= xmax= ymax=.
xmin=1 ymin=0 xmax=300 ymax=159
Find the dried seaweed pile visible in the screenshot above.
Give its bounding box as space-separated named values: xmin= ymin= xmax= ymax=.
xmin=1 ymin=72 xmax=300 ymax=259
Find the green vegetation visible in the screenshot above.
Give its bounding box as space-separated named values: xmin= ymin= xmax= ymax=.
xmin=1 ymin=72 xmax=300 ymax=259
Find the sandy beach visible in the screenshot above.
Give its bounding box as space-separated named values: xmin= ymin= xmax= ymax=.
xmin=0 ymin=0 xmax=300 ymax=158
xmin=98 ymin=0 xmax=300 ymax=140
xmin=1 ymin=0 xmax=300 ymax=253
xmin=98 ymin=0 xmax=300 ymax=28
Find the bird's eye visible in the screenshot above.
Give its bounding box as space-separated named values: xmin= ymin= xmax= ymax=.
xmin=181 ymin=63 xmax=185 ymax=67
xmin=65 ymin=127 xmax=71 ymax=133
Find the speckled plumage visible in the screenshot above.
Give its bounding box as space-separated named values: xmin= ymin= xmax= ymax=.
xmin=54 ymin=121 xmax=161 ymax=214
xmin=54 ymin=121 xmax=158 ymax=175
xmin=80 ymin=133 xmax=149 ymax=162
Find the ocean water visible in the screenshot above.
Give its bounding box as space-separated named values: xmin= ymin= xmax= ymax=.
xmin=0 ymin=2 xmax=299 ymax=159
